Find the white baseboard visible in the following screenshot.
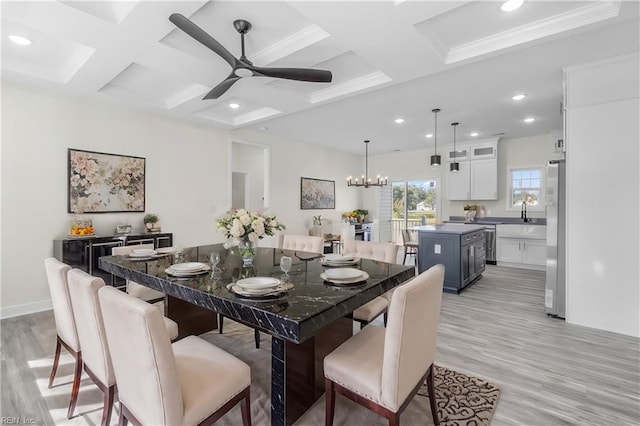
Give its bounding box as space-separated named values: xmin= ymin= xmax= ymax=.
xmin=1 ymin=299 xmax=52 ymax=319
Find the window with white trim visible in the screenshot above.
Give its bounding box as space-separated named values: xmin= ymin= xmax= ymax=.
xmin=507 ymin=167 xmax=544 ymax=211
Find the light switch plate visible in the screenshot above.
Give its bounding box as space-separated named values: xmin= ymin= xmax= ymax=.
xmin=434 ymin=244 xmax=441 ymax=254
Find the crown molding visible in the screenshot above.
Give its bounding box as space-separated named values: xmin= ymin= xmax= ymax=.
xmin=310 ymin=71 xmax=392 ymax=104
xmin=251 ymin=24 xmax=330 ymax=66
xmin=446 ymin=1 xmax=621 ymax=64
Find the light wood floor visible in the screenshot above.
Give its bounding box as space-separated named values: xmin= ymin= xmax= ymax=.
xmin=2 ymin=265 xmax=639 ymax=425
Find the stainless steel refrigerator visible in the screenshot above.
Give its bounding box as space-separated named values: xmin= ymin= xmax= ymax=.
xmin=545 ymin=159 xmax=566 ymax=318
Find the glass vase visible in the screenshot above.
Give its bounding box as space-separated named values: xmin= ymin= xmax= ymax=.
xmin=238 ymin=240 xmax=256 ymax=268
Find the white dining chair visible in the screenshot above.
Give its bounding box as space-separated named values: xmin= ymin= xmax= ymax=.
xmin=342 ymin=240 xmax=399 ymax=329
xmin=44 ymin=258 xmax=82 ymax=419
xmin=282 ymin=234 xmax=324 ymax=254
xmin=67 ymin=269 xmax=179 ymax=425
xmin=112 ymin=244 xmax=166 ymax=305
xmin=324 ymin=264 xmax=445 ymax=426
xmin=98 ymin=285 xmax=252 ymax=426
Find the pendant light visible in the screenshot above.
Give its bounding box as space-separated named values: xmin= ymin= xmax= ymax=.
xmin=347 ymin=140 xmax=388 ymax=188
xmin=430 ymin=108 xmax=441 ymax=167
xmin=450 ymin=122 xmax=460 ymax=172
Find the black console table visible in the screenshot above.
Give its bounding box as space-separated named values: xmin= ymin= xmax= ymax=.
xmin=53 ymin=232 xmax=173 ymax=285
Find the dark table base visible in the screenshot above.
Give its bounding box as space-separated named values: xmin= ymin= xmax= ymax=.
xmin=272 ymin=317 xmax=353 ymax=425
xmin=165 ymin=295 xmax=218 ymax=339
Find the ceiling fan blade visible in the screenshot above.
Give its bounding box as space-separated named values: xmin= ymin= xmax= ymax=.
xmin=169 ymin=13 xmax=237 ymax=68
xmin=251 ymin=66 xmax=332 ymax=83
xmin=203 ymin=74 xmax=241 ymax=99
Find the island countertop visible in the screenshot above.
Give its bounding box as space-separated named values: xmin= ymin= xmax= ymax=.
xmin=413 ymin=223 xmax=487 ymax=234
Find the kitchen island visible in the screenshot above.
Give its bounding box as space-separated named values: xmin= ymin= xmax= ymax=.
xmin=414 ymin=224 xmax=486 ymax=293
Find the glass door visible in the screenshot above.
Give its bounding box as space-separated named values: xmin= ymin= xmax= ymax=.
xmin=391 ymin=179 xmax=439 ymax=243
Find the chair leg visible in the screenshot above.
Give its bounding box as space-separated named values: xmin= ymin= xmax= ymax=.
xmin=240 ymin=388 xmax=252 ymax=426
xmin=325 ymin=378 xmax=336 ymax=426
xmin=48 ymin=337 xmax=62 ymax=388
xmin=118 ymin=407 xmax=128 ymax=426
xmin=101 ymin=385 xmax=116 ymax=426
xmin=67 ymin=351 xmax=83 ymax=419
xmin=218 ymin=314 xmax=224 ymax=334
xmin=388 ymin=412 xmax=400 ymax=426
xmin=426 ymin=365 xmax=439 ymax=426
xmin=383 ymin=312 xmax=388 ymax=327
xmin=402 ymin=250 xmax=408 ymax=265
xmin=254 ymin=329 xmax=260 ymax=349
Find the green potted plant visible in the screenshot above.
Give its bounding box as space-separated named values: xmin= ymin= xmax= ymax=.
xmin=143 ymin=214 xmax=159 ymax=230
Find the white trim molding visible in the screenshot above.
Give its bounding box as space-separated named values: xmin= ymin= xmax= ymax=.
xmin=1 ymin=299 xmax=52 ymax=320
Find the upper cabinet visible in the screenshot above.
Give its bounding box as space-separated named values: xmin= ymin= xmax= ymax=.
xmin=446 ymin=138 xmax=499 ymax=201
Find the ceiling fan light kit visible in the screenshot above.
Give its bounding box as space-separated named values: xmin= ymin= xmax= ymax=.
xmin=430 ymin=108 xmax=441 ymax=167
xmin=169 ymin=14 xmax=333 ymax=99
xmin=347 ymin=140 xmax=387 ymax=188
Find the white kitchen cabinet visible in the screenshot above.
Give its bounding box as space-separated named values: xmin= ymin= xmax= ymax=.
xmin=496 ymin=224 xmax=547 ymax=270
xmin=522 ymin=239 xmax=546 ymax=266
xmin=446 ymin=138 xmax=499 ymax=201
xmin=470 ymin=158 xmax=498 ymax=200
xmin=446 ymin=160 xmax=470 ymax=200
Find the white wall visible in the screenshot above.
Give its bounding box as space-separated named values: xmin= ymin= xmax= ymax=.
xmin=564 ymin=53 xmax=640 ymax=337
xmin=0 ymin=82 xmax=229 ymax=316
xmin=230 ymin=129 xmax=361 ymax=242
xmin=364 ymin=134 xmax=555 ymax=222
xmin=0 ymin=81 xmax=362 ymax=317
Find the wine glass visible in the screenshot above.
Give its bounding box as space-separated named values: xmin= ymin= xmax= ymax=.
xmin=280 ymin=256 xmax=292 ymax=281
xmin=210 ymin=252 xmax=220 ymax=275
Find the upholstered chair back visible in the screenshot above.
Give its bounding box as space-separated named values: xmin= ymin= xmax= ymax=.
xmin=343 ymin=240 xmax=399 ymax=263
xmin=112 ymin=244 xmax=165 ymax=303
xmin=111 ymin=243 xmax=154 ymax=256
xmin=99 ymin=286 xmax=183 ymax=425
xmin=282 ymin=234 xmax=324 ymax=254
xmin=380 ymin=264 xmax=444 ymax=411
xmin=67 ymin=269 xmax=115 ymax=387
xmin=44 ymin=258 xmax=79 ymax=352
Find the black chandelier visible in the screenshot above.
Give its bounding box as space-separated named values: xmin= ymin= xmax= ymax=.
xmin=347 ymin=140 xmax=388 ymax=188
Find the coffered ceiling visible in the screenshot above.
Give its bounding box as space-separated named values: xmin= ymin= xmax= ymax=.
xmin=2 ymin=1 xmax=639 ymax=154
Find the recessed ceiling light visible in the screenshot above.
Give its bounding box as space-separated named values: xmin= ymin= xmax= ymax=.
xmin=425 ymin=133 xmax=433 ymax=138
xmin=9 ymin=35 xmax=32 ymax=46
xmin=470 ymin=132 xmax=479 ymax=137
xmin=259 ymin=126 xmax=268 ymax=131
xmin=512 ymin=94 xmax=527 ymax=101
xmin=501 ymin=0 xmax=524 ymax=12
xmin=394 ymin=118 xmax=405 ymax=124
xmin=229 ymin=103 xmax=240 ymax=109
xmin=524 ymin=117 xmax=536 ymax=123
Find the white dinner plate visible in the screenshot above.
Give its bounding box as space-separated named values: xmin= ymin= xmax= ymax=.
xmin=165 ymin=265 xmax=211 ymax=277
xmin=236 ymin=277 xmax=281 ymax=290
xmin=324 ymin=268 xmax=362 ymax=280
xmin=170 ymin=262 xmax=207 ymax=272
xmin=133 ymin=248 xmax=155 ymax=255
xmin=129 ymin=250 xmax=157 ymax=258
xmin=320 ymin=271 xmax=369 ymax=285
xmin=324 ymin=254 xmax=355 ymax=262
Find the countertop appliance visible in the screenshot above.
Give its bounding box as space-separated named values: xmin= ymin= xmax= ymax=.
xmin=545 ymin=159 xmax=566 ymax=318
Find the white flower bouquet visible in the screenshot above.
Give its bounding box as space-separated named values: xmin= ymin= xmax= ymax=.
xmin=215 ymin=209 xmax=285 ymax=245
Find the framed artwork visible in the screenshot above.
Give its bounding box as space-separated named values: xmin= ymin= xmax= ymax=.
xmin=300 ymin=177 xmax=335 ymax=210
xmin=68 ymin=148 xmax=145 ymax=213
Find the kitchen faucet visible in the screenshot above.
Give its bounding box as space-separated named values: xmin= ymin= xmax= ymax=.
xmin=521 ymin=201 xmax=528 ymax=223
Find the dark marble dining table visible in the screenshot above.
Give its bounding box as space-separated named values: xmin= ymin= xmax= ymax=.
xmin=99 ymin=243 xmax=415 ymax=426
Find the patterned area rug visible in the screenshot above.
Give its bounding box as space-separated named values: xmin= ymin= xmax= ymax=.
xmin=34 ymin=321 xmax=499 ymax=425
xmin=418 ymin=365 xmax=500 ymax=426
